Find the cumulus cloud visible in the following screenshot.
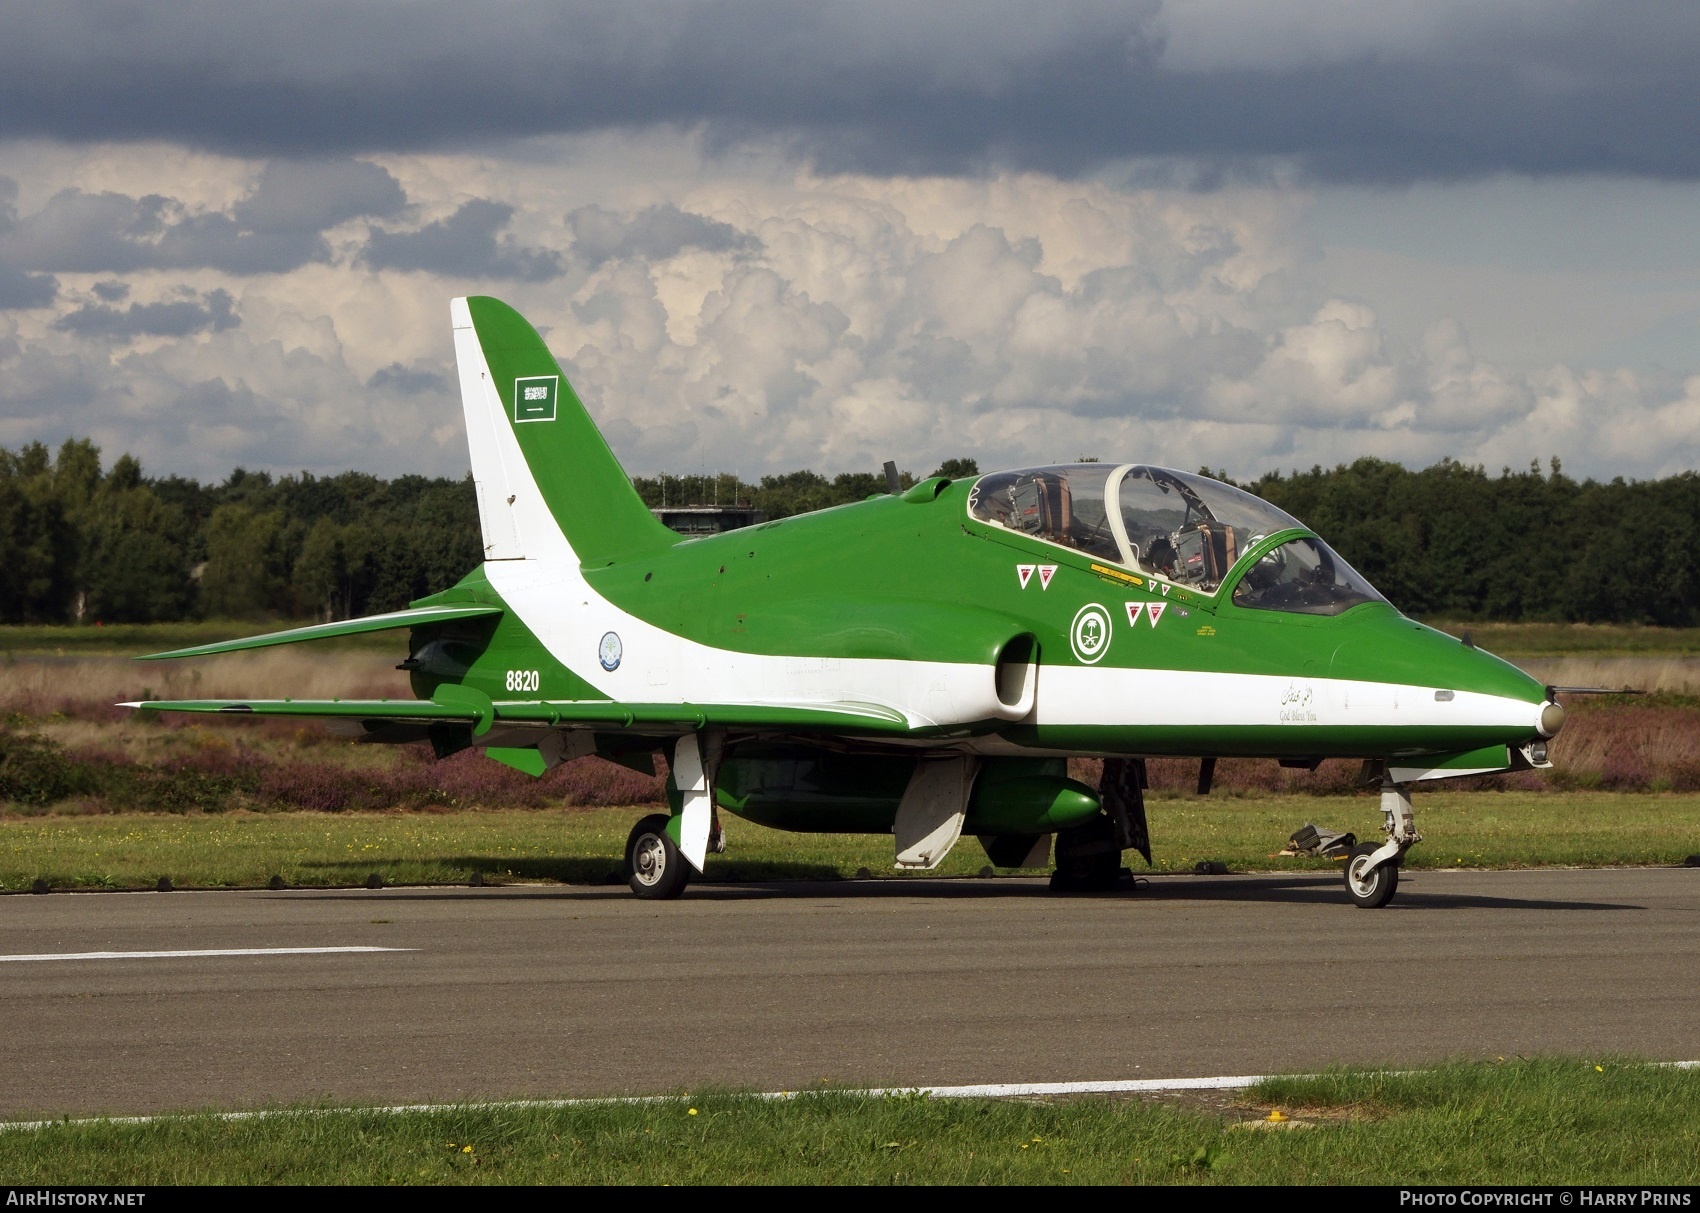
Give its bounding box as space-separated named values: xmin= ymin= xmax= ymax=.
xmin=0 ymin=317 xmax=469 ymax=480
xmin=366 ymin=362 xmax=450 ymax=396
xmin=360 ymin=199 xmax=563 ymax=280
xmin=52 ymin=287 xmax=239 ymax=340
xmin=569 ymin=203 xmax=757 ymax=268
xmin=512 ymin=173 xmax=1700 ymax=481
xmin=0 ymin=2 xmax=1698 ymax=182
xmin=0 ymin=265 xmax=57 ymax=309
xmin=0 ymin=177 xmax=57 ymax=308
xmin=0 ymin=159 xmax=405 ymax=275
xmin=3 ymin=143 xmax=1697 ymax=484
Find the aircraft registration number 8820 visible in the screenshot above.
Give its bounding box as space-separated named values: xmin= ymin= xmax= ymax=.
xmin=505 ymin=669 xmax=540 ymax=693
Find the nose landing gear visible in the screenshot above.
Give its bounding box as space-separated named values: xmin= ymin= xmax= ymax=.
xmin=1345 ymin=841 xmax=1399 ymax=908
xmin=1345 ymin=778 xmax=1420 ymax=908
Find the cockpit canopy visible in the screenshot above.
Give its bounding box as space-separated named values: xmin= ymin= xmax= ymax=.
xmin=967 ymin=463 xmax=1384 ymax=615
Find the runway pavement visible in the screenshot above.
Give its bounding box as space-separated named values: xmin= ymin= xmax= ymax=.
xmin=2 ymin=867 xmax=1697 ymax=1119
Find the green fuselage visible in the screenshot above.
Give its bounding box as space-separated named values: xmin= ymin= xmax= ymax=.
xmin=417 ymin=475 xmax=1548 ymax=763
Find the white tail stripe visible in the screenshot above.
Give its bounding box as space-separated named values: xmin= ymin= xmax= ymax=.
xmin=452 ymin=298 xmax=526 ymax=560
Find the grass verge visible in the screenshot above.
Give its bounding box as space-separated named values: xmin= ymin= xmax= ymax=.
xmin=1429 ymin=620 xmax=1700 ymax=656
xmin=0 ymin=621 xmax=397 ymax=657
xmin=1 ymin=1059 xmax=1693 ymax=1184
xmin=4 ymin=792 xmax=1699 ymax=892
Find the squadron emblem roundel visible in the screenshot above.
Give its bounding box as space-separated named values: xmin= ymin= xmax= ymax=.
xmin=598 ymin=631 xmax=623 ymax=672
xmin=1070 ymin=603 xmax=1113 ymax=665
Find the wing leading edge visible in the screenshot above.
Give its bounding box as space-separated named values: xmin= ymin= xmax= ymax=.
xmin=135 ymin=604 xmax=505 ymax=661
xmin=123 ymin=696 xmax=915 ymax=735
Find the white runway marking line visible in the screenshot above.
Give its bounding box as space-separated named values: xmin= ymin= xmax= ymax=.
xmin=6 ymin=1063 xmax=1694 ymax=1133
xmin=0 ymin=946 xmax=415 ymax=963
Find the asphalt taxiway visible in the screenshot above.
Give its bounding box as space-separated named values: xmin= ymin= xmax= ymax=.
xmin=3 ymin=867 xmax=1696 ymax=1119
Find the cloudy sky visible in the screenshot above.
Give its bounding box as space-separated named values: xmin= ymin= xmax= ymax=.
xmin=3 ymin=0 xmax=1700 ymax=483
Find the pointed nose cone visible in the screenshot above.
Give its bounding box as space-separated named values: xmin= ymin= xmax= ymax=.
xmin=1329 ymin=607 xmax=1553 ymax=745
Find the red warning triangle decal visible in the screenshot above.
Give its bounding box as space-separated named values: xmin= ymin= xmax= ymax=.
xmin=1124 ymin=602 xmax=1144 ymax=629
xmin=1037 ymin=565 xmax=1057 ymax=590
xmin=1017 ymin=564 xmax=1035 ymax=589
xmin=1145 ymin=602 xmax=1167 ymax=627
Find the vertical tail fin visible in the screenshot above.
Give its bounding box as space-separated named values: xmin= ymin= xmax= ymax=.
xmin=451 ymin=296 xmax=676 ymax=566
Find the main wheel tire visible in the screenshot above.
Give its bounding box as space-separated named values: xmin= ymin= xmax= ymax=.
xmin=1050 ymin=816 xmax=1124 ymax=893
xmin=625 ymin=814 xmax=690 ymax=900
xmin=1344 ymin=841 xmax=1399 ymax=909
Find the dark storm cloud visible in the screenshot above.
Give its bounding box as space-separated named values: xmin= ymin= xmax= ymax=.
xmin=569 ymin=204 xmax=757 ymax=267
xmin=0 ymin=178 xmax=55 ymax=307
xmin=366 ymin=362 xmax=450 ymax=395
xmin=359 ymin=200 xmax=564 ymax=280
xmin=53 ymin=287 xmax=239 ymax=339
xmin=0 ymin=265 xmax=57 ymax=309
xmin=0 ymin=160 xmax=406 ymax=275
xmin=235 ymin=158 xmax=406 ymax=233
xmin=1 ymin=1 xmax=1699 ymax=182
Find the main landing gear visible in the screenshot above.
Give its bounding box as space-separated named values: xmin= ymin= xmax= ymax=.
xmin=1345 ymin=778 xmax=1420 ymax=909
xmin=622 ymin=812 xmax=726 ymax=900
xmin=623 ymin=733 xmax=727 ymax=900
xmin=625 ymin=814 xmax=690 ymax=900
xmin=1049 ymin=757 xmax=1151 ymax=893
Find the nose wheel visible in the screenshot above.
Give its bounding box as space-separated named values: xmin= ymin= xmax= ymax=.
xmin=1345 ymin=842 xmax=1399 ymax=908
xmin=1344 ymin=777 xmax=1419 ymax=908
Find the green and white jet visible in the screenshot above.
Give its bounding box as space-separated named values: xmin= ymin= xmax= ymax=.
xmin=130 ymin=296 xmax=1567 ymax=909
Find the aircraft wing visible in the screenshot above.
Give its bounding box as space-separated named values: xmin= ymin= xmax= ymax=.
xmin=135 ymin=604 xmax=505 ymax=660
xmin=123 ymin=695 xmax=915 ymax=735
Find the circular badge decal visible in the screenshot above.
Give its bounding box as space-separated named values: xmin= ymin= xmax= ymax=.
xmin=598 ymin=631 xmax=623 ymax=672
xmin=1070 ymin=603 xmax=1113 ymax=664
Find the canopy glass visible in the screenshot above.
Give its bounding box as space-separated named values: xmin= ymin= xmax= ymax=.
xmin=967 ymin=463 xmax=1384 ymax=613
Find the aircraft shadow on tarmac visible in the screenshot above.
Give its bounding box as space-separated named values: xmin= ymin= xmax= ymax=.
xmin=1120 ymin=875 xmax=1640 ymax=912
xmin=296 ymin=855 xmax=848 ymax=886
xmin=285 ymin=864 xmax=1642 ymax=913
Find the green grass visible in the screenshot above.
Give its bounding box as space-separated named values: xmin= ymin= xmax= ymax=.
xmin=1 ymin=1059 xmax=1693 ymax=1184
xmin=1429 ymin=620 xmax=1700 ymax=656
xmin=4 ymin=791 xmax=1698 ymax=893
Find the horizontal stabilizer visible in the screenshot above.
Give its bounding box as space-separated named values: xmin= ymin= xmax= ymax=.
xmin=121 ymin=698 xmax=485 ymax=721
xmin=136 ymin=605 xmax=504 ymax=661
xmin=122 ymin=696 xmax=914 ymax=734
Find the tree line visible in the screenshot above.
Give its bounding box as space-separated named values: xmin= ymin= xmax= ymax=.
xmin=0 ymin=439 xmax=482 ymax=625
xmin=1 ymin=439 xmax=1694 ymax=626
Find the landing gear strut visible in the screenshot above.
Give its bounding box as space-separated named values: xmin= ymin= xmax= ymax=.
xmin=1050 ymin=758 xmax=1149 ymax=892
xmin=1344 ymin=778 xmax=1420 ymax=909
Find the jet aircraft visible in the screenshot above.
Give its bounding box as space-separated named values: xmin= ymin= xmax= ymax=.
xmin=130 ymin=297 xmax=1566 ymax=908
